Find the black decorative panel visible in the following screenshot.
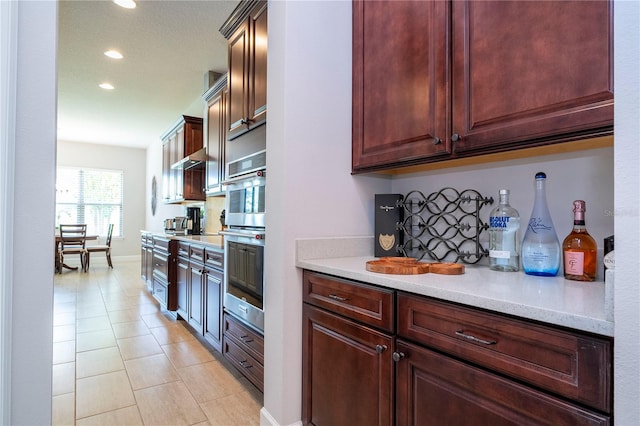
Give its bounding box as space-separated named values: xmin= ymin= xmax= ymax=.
xmin=397 ymin=188 xmax=494 ymax=264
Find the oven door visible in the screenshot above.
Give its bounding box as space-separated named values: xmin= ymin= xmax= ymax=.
xmin=224 ymin=172 xmax=265 ymax=228
xmin=221 ymin=228 xmax=265 ymax=332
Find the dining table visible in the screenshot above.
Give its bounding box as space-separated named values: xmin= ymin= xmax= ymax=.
xmin=55 ymin=234 xmax=98 ymax=272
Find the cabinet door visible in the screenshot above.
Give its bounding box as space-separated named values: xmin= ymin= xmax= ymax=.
xmin=352 ymin=0 xmax=451 ymax=172
xmin=227 ymin=18 xmax=250 ymax=140
xmin=302 ymin=304 xmax=393 ymax=426
xmin=176 ymin=258 xmax=189 ymax=320
xmin=162 ymin=140 xmax=171 ymax=202
xmin=204 ymin=268 xmax=223 ymax=352
xmin=173 ymin=127 xmax=184 ymax=199
xmin=249 ymin=2 xmax=267 ymax=128
xmin=451 ymin=0 xmax=613 ymax=153
xmin=395 ymin=339 xmax=609 ymax=426
xmin=205 ymin=88 xmax=226 ymax=195
xmin=189 ymin=266 xmax=204 ymax=333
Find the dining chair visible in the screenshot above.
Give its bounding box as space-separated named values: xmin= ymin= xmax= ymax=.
xmin=86 ymin=223 xmax=114 ymax=270
xmin=58 ymin=224 xmax=88 ymax=273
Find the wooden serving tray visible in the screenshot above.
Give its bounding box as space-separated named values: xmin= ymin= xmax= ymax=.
xmin=366 ymin=257 xmax=464 ymax=275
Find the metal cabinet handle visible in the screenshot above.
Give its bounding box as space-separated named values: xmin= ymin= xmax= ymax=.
xmin=328 ymin=294 xmax=349 ymax=302
xmin=433 ymin=137 xmax=442 ymax=145
xmin=451 ymin=133 xmax=461 ymax=142
xmin=392 ymin=352 xmax=405 ymax=362
xmin=239 ymin=360 xmax=253 ymax=368
xmin=455 ymin=330 xmax=497 ymax=346
xmin=375 ymin=344 xmax=387 ymax=354
xmin=240 ymin=335 xmax=254 ymax=343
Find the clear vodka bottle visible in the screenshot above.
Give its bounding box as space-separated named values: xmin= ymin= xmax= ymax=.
xmin=521 ymin=172 xmax=560 ymax=276
xmin=488 ymin=189 xmax=520 ymax=272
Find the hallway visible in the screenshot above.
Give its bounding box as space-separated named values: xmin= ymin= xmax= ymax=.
xmin=51 ymin=259 xmax=261 ymax=425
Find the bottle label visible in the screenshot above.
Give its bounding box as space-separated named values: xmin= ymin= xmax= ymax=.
xmin=489 ymin=250 xmax=511 ymax=259
xmin=564 ymin=251 xmax=585 ymax=275
xmin=527 ymin=217 xmax=553 ymax=234
xmin=604 ymin=250 xmax=615 ymax=269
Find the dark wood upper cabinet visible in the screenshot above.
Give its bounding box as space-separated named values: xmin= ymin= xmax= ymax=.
xmin=352 ymin=0 xmax=613 ymax=173
xmin=451 ymin=0 xmax=613 ymax=154
xmin=352 ymin=0 xmax=451 ymax=171
xmin=161 ymin=115 xmax=205 ymax=203
xmin=221 ymin=0 xmax=267 ymax=140
xmin=203 ymin=75 xmax=227 ymax=196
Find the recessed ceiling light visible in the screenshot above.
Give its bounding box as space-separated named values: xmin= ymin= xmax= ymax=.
xmin=113 ymin=0 xmax=136 ymax=9
xmin=99 ymin=83 xmax=115 ymax=90
xmin=104 ymin=50 xmax=123 ymax=59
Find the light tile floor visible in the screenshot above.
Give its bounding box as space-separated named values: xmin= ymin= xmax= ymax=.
xmin=52 ymin=259 xmax=262 ymax=425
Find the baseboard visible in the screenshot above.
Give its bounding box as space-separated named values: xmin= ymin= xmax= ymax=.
xmin=260 ymin=407 xmax=302 ymax=426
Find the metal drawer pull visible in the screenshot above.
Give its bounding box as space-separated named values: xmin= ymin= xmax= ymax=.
xmin=455 ymin=330 xmax=497 ymax=346
xmin=328 ymin=294 xmax=349 ymax=302
xmin=375 ymin=344 xmax=387 ymax=354
xmin=240 ymin=335 xmax=254 ymax=343
xmin=239 ymin=360 xmax=252 ymax=368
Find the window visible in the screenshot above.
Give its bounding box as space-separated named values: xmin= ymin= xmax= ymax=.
xmin=55 ymin=167 xmax=123 ymax=237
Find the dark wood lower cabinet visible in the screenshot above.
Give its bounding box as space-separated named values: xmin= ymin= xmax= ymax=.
xmin=204 ymin=267 xmax=223 ymax=352
xmin=301 ymin=270 xmax=612 ymax=426
xmin=302 ymin=304 xmax=393 ymax=426
xmin=223 ymin=313 xmax=264 ymax=392
xmin=395 ymin=339 xmax=609 ymax=426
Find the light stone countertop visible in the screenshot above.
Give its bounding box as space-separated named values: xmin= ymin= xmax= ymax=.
xmin=296 ymin=237 xmax=614 ymax=337
xmin=141 ymin=230 xmax=224 ymax=251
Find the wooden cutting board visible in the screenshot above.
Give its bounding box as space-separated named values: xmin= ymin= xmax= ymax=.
xmin=366 ymin=257 xmax=464 ymax=275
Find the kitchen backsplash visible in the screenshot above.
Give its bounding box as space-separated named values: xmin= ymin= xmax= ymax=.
xmin=204 ymin=196 xmax=226 ymax=235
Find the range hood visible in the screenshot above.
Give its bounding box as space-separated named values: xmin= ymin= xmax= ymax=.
xmin=171 ymin=148 xmax=206 ymax=170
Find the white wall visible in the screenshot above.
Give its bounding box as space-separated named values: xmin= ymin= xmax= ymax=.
xmin=7 ymin=1 xmax=57 ymax=424
xmin=613 ymin=1 xmax=640 ymax=423
xmin=57 ymin=140 xmax=147 ymax=257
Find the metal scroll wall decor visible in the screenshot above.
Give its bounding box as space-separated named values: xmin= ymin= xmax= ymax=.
xmin=397 ymin=188 xmax=494 ymax=264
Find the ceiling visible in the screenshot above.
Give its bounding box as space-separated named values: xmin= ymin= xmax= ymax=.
xmin=57 ymin=0 xmax=239 ymax=149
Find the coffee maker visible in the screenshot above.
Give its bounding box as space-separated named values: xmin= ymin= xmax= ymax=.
xmin=186 ymin=207 xmax=201 ymax=235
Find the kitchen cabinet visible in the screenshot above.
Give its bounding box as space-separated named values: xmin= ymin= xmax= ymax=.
xmin=302 ymin=270 xmax=612 ymax=425
xmin=203 ymin=75 xmax=228 ymax=196
xmin=352 ymin=0 xmax=613 ymax=173
xmin=204 ymin=249 xmax=224 ymax=352
xmin=151 ymin=236 xmax=177 ymax=311
xmin=140 ymin=232 xmax=153 ymax=290
xmin=172 ymin=239 xmax=225 ymax=352
xmin=176 ymin=243 xmax=190 ymax=319
xmin=220 ymin=0 xmax=267 ymax=140
xmin=223 ymin=312 xmax=264 ymax=392
xmin=302 ymin=272 xmax=395 ymax=426
xmin=161 ymin=115 xmax=205 ymax=203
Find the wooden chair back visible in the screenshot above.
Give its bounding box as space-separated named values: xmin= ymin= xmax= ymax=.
xmin=59 ymin=224 xmax=87 ymax=251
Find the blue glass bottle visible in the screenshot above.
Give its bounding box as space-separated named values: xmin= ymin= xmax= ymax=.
xmin=521 ymin=172 xmax=560 ymax=276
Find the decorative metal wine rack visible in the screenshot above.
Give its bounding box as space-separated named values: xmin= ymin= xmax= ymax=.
xmin=397 ymin=188 xmax=494 ymax=264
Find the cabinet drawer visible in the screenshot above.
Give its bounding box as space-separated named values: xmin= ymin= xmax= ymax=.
xmin=189 ymin=244 xmax=205 ymax=264
xmin=152 ymin=236 xmax=170 ymax=252
xmin=177 ymin=242 xmax=190 ymax=258
xmin=204 ymin=248 xmax=224 ymax=270
xmin=152 ymin=277 xmax=168 ymax=308
xmin=152 ymin=252 xmax=169 ymax=280
xmin=397 ymin=292 xmax=612 ymax=413
xmin=224 ymin=313 xmax=264 ymax=365
xmin=303 ymin=271 xmax=395 ymax=333
xmin=223 ymin=334 xmax=264 ymax=392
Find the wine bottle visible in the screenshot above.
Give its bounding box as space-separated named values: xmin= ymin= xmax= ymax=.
xmin=488 ymin=189 xmax=520 ymax=271
xmin=562 ymin=200 xmax=597 ymax=281
xmin=521 ymin=172 xmax=560 ymax=276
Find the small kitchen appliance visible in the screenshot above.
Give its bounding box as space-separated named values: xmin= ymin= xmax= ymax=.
xmin=186 ymin=207 xmax=201 ymax=235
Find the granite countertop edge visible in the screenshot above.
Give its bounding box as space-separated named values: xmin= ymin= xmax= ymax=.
xmin=141 ymin=230 xmax=224 ymax=250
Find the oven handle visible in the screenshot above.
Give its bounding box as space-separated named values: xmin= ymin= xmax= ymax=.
xmin=219 ymin=230 xmax=265 ymax=240
xmin=221 ymin=170 xmax=265 ymax=185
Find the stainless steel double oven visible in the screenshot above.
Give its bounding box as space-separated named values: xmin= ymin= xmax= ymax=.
xmin=220 ymin=156 xmax=266 ymax=333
